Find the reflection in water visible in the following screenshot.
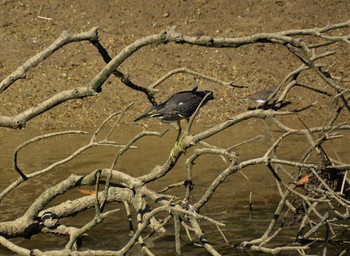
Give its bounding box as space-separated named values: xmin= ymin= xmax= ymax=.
xmin=0 ymin=123 xmax=349 ymax=255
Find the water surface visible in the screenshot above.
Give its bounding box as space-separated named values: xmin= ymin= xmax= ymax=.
xmin=0 ymin=121 xmax=349 ymax=255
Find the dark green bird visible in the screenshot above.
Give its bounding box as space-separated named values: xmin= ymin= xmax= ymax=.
xmin=133 ymin=87 xmax=214 ymax=123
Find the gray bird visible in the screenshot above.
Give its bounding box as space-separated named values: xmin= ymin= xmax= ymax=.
xmin=240 ymin=86 xmax=278 ymax=104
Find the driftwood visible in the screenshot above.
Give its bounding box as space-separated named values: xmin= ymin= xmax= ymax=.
xmin=0 ymin=20 xmax=350 ymax=255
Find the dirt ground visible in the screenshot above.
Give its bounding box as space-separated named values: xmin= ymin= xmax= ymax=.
xmin=1 ymin=0 xmax=350 ymax=130
xmin=1 ymin=2 xmax=350 ymax=255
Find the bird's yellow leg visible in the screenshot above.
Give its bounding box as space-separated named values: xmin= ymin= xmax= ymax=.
xmin=169 ymin=121 xmax=187 ymax=162
xmin=175 ymin=120 xmax=186 ymax=153
xmin=175 ymin=120 xmax=182 ymax=143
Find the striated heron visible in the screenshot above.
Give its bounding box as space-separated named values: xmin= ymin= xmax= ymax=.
xmin=133 ymin=86 xmax=214 ymax=123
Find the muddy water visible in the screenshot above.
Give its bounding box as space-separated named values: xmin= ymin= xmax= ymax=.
xmin=0 ymin=121 xmax=349 ymax=255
